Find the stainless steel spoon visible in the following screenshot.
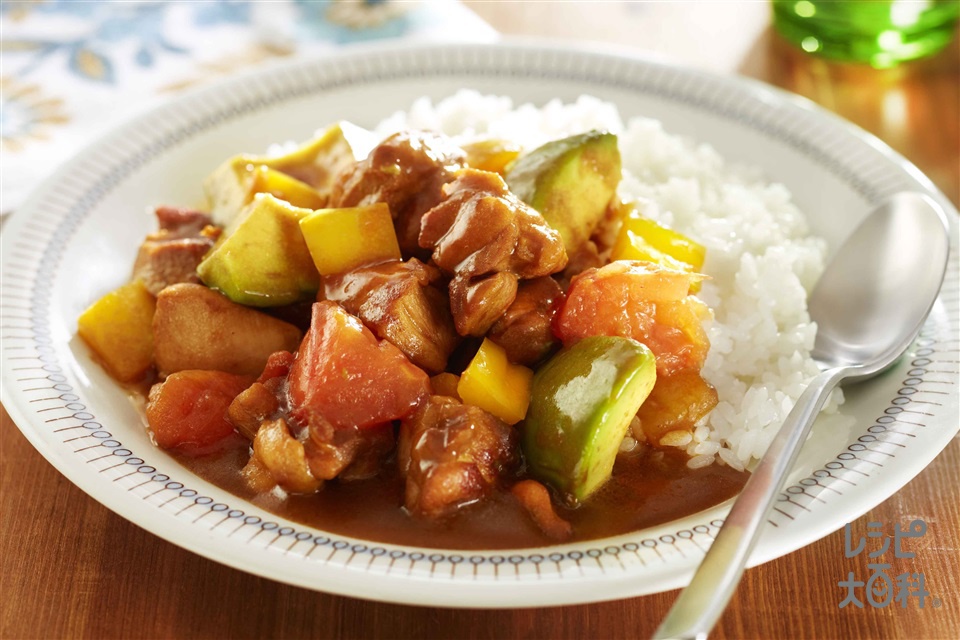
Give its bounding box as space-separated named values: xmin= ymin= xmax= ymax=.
xmin=653 ymin=192 xmax=951 ymax=640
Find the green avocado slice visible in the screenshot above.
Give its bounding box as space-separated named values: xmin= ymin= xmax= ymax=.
xmin=506 ymin=130 xmax=621 ymax=255
xmin=196 ymin=193 xmax=319 ymax=307
xmin=522 ymin=336 xmax=657 ymax=502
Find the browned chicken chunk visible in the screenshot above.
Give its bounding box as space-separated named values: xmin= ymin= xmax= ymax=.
xmin=133 ymin=207 xmax=221 ymax=295
xmin=321 ymin=259 xmax=460 ymax=373
xmin=398 ymin=396 xmax=519 ymax=519
xmin=233 ymin=348 xmax=397 ymax=490
xmin=487 ymin=276 xmax=564 ymax=366
xmin=227 ymin=351 xmax=293 ymax=440
xmin=330 ymin=131 xmax=466 ymax=255
xmin=155 ymin=206 xmax=214 ymax=236
xmin=418 ymin=169 xmax=567 ymax=336
xmin=303 ymin=418 xmax=395 ymax=482
xmin=241 ymin=407 xmax=395 ymax=492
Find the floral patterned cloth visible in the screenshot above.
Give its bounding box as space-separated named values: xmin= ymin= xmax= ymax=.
xmin=0 ymin=0 xmax=495 ymax=212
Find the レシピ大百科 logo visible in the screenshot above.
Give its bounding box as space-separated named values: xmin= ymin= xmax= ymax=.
xmin=838 ymin=519 xmax=942 ymax=609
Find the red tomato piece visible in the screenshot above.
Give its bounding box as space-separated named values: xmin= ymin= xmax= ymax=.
xmin=146 ymin=370 xmax=255 ymax=452
xmin=650 ymin=296 xmax=711 ymax=375
xmin=258 ymin=350 xmax=295 ymax=383
xmin=555 ymin=261 xmax=708 ymax=376
xmin=288 ymin=301 xmax=430 ymax=429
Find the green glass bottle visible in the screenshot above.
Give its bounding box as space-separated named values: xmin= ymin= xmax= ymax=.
xmin=772 ymin=0 xmax=960 ymax=67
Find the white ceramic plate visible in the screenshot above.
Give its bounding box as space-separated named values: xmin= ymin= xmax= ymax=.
xmin=2 ymin=42 xmax=958 ymax=608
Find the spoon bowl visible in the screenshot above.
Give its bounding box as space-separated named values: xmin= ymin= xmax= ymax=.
xmin=811 ymin=192 xmax=951 ymax=375
xmin=654 ymin=192 xmax=951 ymax=640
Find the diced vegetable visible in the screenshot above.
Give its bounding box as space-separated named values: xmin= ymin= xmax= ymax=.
xmin=612 ymin=208 xmax=706 ymax=270
xmin=299 ymin=203 xmax=401 ymax=276
xmin=77 ymin=280 xmax=155 ymax=382
xmin=287 ymin=301 xmax=429 ymax=429
xmin=634 ymin=369 xmax=718 ymax=446
xmin=522 ymin=336 xmax=657 ymax=502
xmin=204 ymin=121 xmax=376 ymax=226
xmin=146 ymin=370 xmax=254 ymax=451
xmin=153 ymin=283 xmax=302 ymax=377
xmin=258 ymin=121 xmax=377 ymax=192
xmin=461 ymin=138 xmax=522 ymax=175
xmin=651 ymin=296 xmax=712 ymax=376
xmin=457 ymin=338 xmax=533 ymax=425
xmin=506 ymin=130 xmax=621 ymax=254
xmin=197 ymin=193 xmax=320 ymax=307
xmin=554 ymin=261 xmax=707 ymax=376
xmin=249 ymin=166 xmax=325 ymax=210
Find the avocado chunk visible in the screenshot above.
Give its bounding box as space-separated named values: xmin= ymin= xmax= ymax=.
xmin=522 ymin=335 xmax=656 ymax=502
xmin=205 ymin=121 xmax=377 ymax=228
xmin=197 ymin=193 xmax=319 ymax=307
xmin=506 ymin=130 xmax=621 ymax=254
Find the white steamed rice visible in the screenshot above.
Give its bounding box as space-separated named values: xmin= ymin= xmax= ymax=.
xmin=374 ymin=90 xmax=844 ymax=471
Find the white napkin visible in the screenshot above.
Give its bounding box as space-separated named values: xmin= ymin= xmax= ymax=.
xmin=0 ymin=0 xmax=496 ymax=212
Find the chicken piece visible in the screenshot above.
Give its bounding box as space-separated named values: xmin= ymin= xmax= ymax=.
xmin=510 ymin=479 xmax=573 ymax=541
xmin=155 ymin=206 xmax=214 ymax=237
xmin=419 ymin=169 xmax=567 ymax=336
xmin=153 ymin=283 xmax=302 ymax=377
xmin=228 ymin=351 xmax=295 ymax=440
xmin=321 ymin=259 xmax=460 ymax=373
xmin=487 ymin=277 xmax=564 ymax=366
xmin=398 ymin=395 xmax=519 ymax=519
xmin=447 ymin=272 xmax=519 ymax=338
xmin=241 ymin=406 xmax=395 ymax=494
xmin=133 ymin=238 xmax=216 ymax=296
xmin=301 ymin=415 xmax=395 ymax=482
xmin=133 ymin=207 xmax=221 ymax=295
xmin=228 ymin=382 xmax=279 ymax=441
xmin=330 ymin=131 xmax=466 ymax=256
xmin=244 ymin=418 xmax=322 ymax=494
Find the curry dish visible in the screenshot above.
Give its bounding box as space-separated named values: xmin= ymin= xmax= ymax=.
xmin=77 ymin=123 xmax=748 ymax=547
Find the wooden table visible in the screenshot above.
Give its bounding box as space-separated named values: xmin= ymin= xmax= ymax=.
xmin=3 ymin=2 xmax=958 ymax=638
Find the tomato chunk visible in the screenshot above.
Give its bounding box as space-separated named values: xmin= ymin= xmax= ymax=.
xmin=555 ymin=261 xmax=708 ymax=376
xmin=635 ymin=369 xmax=718 ymax=445
xmin=147 ymin=370 xmax=254 ymax=452
xmin=288 ymin=301 xmax=430 ymax=429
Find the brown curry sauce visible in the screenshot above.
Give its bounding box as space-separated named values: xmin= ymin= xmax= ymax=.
xmin=171 ymin=440 xmax=748 ymax=550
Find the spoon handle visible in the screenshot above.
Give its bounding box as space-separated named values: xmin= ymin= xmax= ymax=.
xmin=652 ymin=367 xmax=847 ymax=640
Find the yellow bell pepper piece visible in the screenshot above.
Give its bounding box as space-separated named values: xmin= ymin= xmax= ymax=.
xmin=77 ymin=280 xmax=156 ymax=382
xmin=457 ymin=339 xmax=533 ymax=425
xmin=299 ymin=203 xmax=401 ymax=276
xmin=250 ymin=166 xmax=325 ymax=210
xmin=612 ymin=210 xmax=705 ymax=270
xmin=205 ymin=121 xmax=376 ymax=227
xmin=461 ymin=139 xmax=523 ymax=175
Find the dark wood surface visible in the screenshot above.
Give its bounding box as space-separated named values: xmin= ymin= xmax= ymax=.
xmin=3 ymin=3 xmax=958 ymax=638
xmin=2 ymin=404 xmax=957 ymax=639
